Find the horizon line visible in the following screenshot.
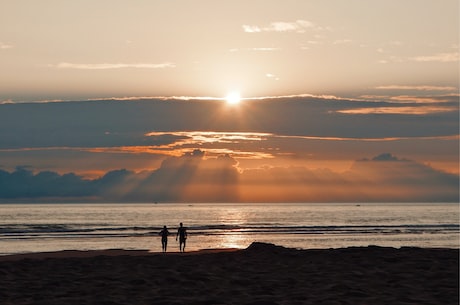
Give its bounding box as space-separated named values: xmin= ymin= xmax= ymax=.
xmin=0 ymin=93 xmax=344 ymax=105
xmin=2 ymin=91 xmax=459 ymax=105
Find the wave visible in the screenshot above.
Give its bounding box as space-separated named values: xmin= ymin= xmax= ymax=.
xmin=1 ymin=223 xmax=458 ymax=240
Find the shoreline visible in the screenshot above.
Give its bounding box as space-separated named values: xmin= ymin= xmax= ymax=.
xmin=0 ymin=243 xmax=458 ymax=261
xmin=1 ymin=242 xmax=458 ymax=261
xmin=0 ymin=242 xmax=458 ymax=304
xmin=0 ymin=247 xmax=242 ymax=261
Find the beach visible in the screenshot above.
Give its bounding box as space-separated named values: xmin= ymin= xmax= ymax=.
xmin=0 ymin=242 xmax=458 ymax=305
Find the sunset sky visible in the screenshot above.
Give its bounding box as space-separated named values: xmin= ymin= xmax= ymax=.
xmin=0 ymin=1 xmax=458 ymax=202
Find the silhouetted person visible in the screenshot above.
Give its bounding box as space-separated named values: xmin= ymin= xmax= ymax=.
xmin=176 ymin=222 xmax=187 ymax=252
xmin=159 ymin=225 xmax=170 ymax=252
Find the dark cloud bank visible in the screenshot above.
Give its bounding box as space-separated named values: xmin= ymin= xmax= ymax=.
xmin=0 ymin=152 xmax=457 ymax=203
xmin=0 ymin=96 xmax=458 ymax=149
xmin=0 ymin=97 xmax=458 ymax=202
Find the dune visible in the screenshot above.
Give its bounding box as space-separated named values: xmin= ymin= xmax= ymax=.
xmin=0 ymin=242 xmax=458 ymax=305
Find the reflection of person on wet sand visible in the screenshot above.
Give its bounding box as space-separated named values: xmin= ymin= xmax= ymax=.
xmin=176 ymin=222 xmax=187 ymax=252
xmin=159 ymin=225 xmax=170 ymax=252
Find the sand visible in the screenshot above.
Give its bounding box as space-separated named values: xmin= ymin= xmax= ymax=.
xmin=0 ymin=242 xmax=458 ymax=305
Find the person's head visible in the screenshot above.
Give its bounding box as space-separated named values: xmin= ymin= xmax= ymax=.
xmin=163 ymin=225 xmax=167 ymax=229
xmin=180 ymin=222 xmax=183 ymax=227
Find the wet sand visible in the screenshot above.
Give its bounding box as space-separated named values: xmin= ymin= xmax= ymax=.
xmin=0 ymin=242 xmax=458 ymax=305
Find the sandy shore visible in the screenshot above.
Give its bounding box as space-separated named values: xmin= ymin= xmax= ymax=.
xmin=0 ymin=242 xmax=458 ymax=305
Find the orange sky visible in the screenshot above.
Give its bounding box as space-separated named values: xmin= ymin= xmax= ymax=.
xmin=0 ymin=1 xmax=458 ymax=202
xmin=0 ymin=0 xmax=458 ymax=101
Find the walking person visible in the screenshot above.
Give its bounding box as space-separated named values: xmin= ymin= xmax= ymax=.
xmin=159 ymin=225 xmax=170 ymax=253
xmin=176 ymin=222 xmax=187 ymax=252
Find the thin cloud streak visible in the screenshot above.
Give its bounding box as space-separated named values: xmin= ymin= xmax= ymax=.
xmin=0 ymin=42 xmax=13 ymax=49
xmin=278 ymin=134 xmax=460 ymax=142
xmin=145 ymin=131 xmax=271 ymax=145
xmin=86 ymin=146 xmax=274 ymax=160
xmin=359 ymin=94 xmax=460 ymax=104
xmin=410 ymin=52 xmax=459 ymax=62
xmin=388 ymin=95 xmax=460 ymax=104
xmin=379 ymin=52 xmax=459 ymax=64
xmin=146 ymin=131 xmax=460 ymax=145
xmin=55 ymin=62 xmax=176 ymax=70
xmin=229 ymin=47 xmax=280 ymax=52
xmin=242 ymin=20 xmax=320 ymax=33
xmin=2 ymin=95 xmax=221 ymax=104
xmin=0 ymin=134 xmax=456 ymax=156
xmin=337 ymin=106 xmax=457 ymax=115
xmin=376 ymin=85 xmax=458 ymax=91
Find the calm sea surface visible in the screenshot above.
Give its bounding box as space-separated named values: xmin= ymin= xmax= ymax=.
xmin=0 ymin=203 xmax=458 ymax=255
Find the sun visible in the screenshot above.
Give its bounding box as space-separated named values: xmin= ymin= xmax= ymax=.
xmin=225 ymin=91 xmax=241 ymax=105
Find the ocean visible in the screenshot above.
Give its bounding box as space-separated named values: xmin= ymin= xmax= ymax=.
xmin=0 ymin=203 xmax=458 ymax=255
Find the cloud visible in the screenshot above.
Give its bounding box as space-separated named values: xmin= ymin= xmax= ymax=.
xmin=145 ymin=131 xmax=271 ymax=146
xmin=336 ymin=105 xmax=457 ymax=115
xmin=343 ymin=153 xmax=459 ymax=202
xmin=265 ymin=73 xmax=280 ymax=80
xmin=333 ymin=39 xmax=353 ymax=45
xmin=242 ymin=25 xmax=262 ymax=33
xmin=240 ymin=153 xmax=459 ymax=202
xmin=0 ymin=150 xmax=239 ymax=202
xmin=0 ymin=166 xmax=93 ymax=199
xmin=140 ymin=150 xmax=239 ymax=202
xmin=370 ymin=152 xmax=400 ymax=161
xmin=286 ymin=135 xmax=460 ymax=142
xmin=410 ymin=52 xmax=459 ymax=62
xmin=243 ymin=20 xmax=318 ymax=33
xmin=379 ymin=51 xmax=459 ymax=64
xmin=271 ymin=20 xmax=314 ymax=32
xmin=334 ymin=93 xmax=459 ymax=115
xmin=359 ymin=94 xmax=460 ymax=104
xmin=0 ymin=153 xmax=457 ymax=202
xmin=0 ymin=42 xmax=13 ymax=50
xmin=375 ymin=85 xmax=458 ymax=92
xmin=387 ymin=94 xmax=460 ymax=104
xmin=0 ymin=96 xmax=457 ymax=154
xmin=252 ymin=47 xmax=279 ymax=51
xmin=0 ymin=95 xmax=457 ymax=182
xmin=142 ymin=131 xmax=275 ymax=159
xmin=104 ymin=150 xmax=240 ymax=202
xmin=229 ymin=47 xmax=280 ymax=52
xmin=55 ymin=62 xmax=176 ymax=70
xmin=91 ymin=96 xmax=218 ymax=102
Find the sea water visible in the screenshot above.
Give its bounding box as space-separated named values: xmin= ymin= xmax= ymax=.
xmin=0 ymin=203 xmax=458 ymax=255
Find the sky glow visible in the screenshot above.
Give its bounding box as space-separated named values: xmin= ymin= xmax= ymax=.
xmin=0 ymin=1 xmax=458 ymax=202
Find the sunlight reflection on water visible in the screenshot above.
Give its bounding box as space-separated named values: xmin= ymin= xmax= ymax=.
xmin=0 ymin=203 xmax=458 ymax=255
